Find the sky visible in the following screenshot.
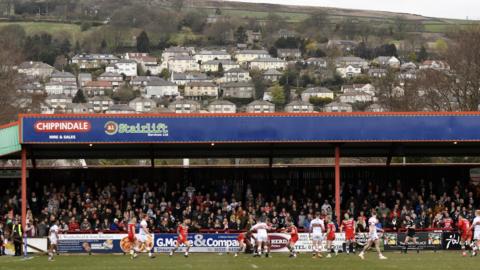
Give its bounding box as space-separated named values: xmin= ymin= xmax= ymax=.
xmin=223 ymin=0 xmax=479 ymax=20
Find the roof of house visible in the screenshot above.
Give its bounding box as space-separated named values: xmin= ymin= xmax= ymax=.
xmin=146 ymin=79 xmax=177 ymax=87
xmin=172 ymin=72 xmax=208 ymax=80
xmin=89 ymin=96 xmax=113 ymax=102
xmin=196 ymin=50 xmax=230 ymax=56
xmin=286 ymin=100 xmax=313 ymax=106
xmin=98 ymin=72 xmax=123 ymax=78
xmin=170 ymin=99 xmax=201 ymax=106
xmin=250 ymin=57 xmax=285 ymax=63
xmin=45 ymin=94 xmax=71 ymax=100
xmin=248 ymin=100 xmax=274 ymax=106
xmin=221 ymin=81 xmax=254 ymax=88
xmin=18 ymin=61 xmax=54 ymax=70
xmin=107 ymin=104 xmax=135 ymax=111
xmin=225 ymin=68 xmax=249 ymax=74
xmin=186 ymin=82 xmax=217 ymax=88
xmin=236 ymin=50 xmax=269 ymax=55
xmin=209 ymin=100 xmax=236 ymax=106
xmin=66 ymin=103 xmax=93 ymax=110
xmin=203 ymin=60 xmax=238 ymax=65
xmin=51 ymin=71 xmax=75 ymax=78
xmin=83 ymin=81 xmax=113 ymax=88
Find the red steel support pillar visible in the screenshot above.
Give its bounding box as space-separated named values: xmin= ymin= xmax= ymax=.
xmin=334 ymin=145 xmax=341 ymax=223
xmin=21 ymin=147 xmax=27 ymax=229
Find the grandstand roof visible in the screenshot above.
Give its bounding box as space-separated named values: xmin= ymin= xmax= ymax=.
xmin=3 ymin=112 xmax=480 ymax=159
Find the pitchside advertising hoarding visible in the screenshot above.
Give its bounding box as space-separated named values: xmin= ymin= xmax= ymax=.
xmin=57 ymin=233 xmax=364 ymax=254
xmin=383 ymin=232 xmax=443 ymax=251
xmin=20 ymin=114 xmax=480 ymax=144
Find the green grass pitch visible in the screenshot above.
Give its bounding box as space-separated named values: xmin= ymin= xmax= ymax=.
xmin=0 ymin=251 xmax=478 ymax=270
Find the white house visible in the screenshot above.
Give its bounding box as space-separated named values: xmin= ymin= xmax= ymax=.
xmin=71 ymin=54 xmax=119 ymax=69
xmin=45 ymin=94 xmax=72 ymax=111
xmin=208 ymin=100 xmax=237 ymax=113
xmin=78 ymin=73 xmax=93 ymax=87
xmin=125 ymin=52 xmax=161 ymax=75
xmin=184 ymin=82 xmax=218 ymax=99
xmin=171 ymin=72 xmax=211 ymax=86
xmin=336 ymin=65 xmax=362 ymax=78
xmin=145 ymin=79 xmax=179 ymax=98
xmin=168 ymin=99 xmax=201 ymax=114
xmin=277 ymin=48 xmax=302 ymax=60
xmin=201 ymin=60 xmax=239 ymax=72
xmin=246 ymin=100 xmax=275 ymax=113
xmin=335 ymin=57 xmax=369 ymax=68
xmin=339 ymin=91 xmax=374 ymax=103
xmin=221 ymin=81 xmax=255 ymax=99
xmin=221 ymin=68 xmax=251 ymax=83
xmin=50 ymin=71 xmax=76 ymax=83
xmin=162 ymin=47 xmax=193 ymax=62
xmin=105 ymin=59 xmax=138 ymax=77
xmin=366 ymin=103 xmax=387 ymax=112
xmin=17 ymin=61 xmax=55 ymax=79
xmin=168 ymin=56 xmax=200 ymax=72
xmin=263 ymin=69 xmax=282 ymax=82
xmin=248 ymin=57 xmax=286 ymax=71
xmin=323 ymin=102 xmax=353 ymax=112
xmin=129 ymin=97 xmax=157 ymax=113
xmin=301 ymin=87 xmax=334 ymax=102
xmin=285 ymin=100 xmax=314 ymax=113
xmin=235 ymin=50 xmax=270 ymax=63
xmin=194 ymin=50 xmax=231 ymax=63
xmin=419 ymin=60 xmax=450 ymax=71
xmin=305 ymin=58 xmax=327 ymax=68
xmin=45 ymin=82 xmax=78 ymax=96
xmin=83 ymin=81 xmax=113 ymax=97
xmin=88 ymin=96 xmax=114 ymax=113
xmin=368 ymin=68 xmax=388 ymax=78
xmin=342 ymin=84 xmax=376 ymax=96
xmin=131 ymin=76 xmax=163 ymax=89
xmin=97 ymin=72 xmax=124 ymax=88
xmin=374 ymin=56 xmax=401 ymax=68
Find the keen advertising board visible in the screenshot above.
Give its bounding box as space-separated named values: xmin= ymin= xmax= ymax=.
xmin=19 ymin=113 xmax=480 ymax=144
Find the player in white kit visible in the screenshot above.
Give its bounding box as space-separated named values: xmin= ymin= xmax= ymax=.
xmin=359 ymin=210 xmax=387 ymax=260
xmin=309 ymin=212 xmax=325 ymax=258
xmin=469 ymin=210 xmax=480 ymax=256
xmin=48 ymin=219 xmax=59 ymax=261
xmin=137 ymin=214 xmax=155 ymax=258
xmin=250 ymin=219 xmax=272 ymax=257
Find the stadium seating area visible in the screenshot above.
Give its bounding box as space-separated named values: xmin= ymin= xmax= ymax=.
xmin=0 ymin=176 xmax=478 ymax=237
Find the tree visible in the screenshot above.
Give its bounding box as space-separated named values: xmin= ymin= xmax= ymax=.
xmin=112 ymin=85 xmax=136 ymax=103
xmin=160 ymin=69 xmax=171 ymax=80
xmin=136 ymin=31 xmax=150 ymax=53
xmin=215 ymin=8 xmax=222 ymax=15
xmin=234 ymin=26 xmax=247 ymax=44
xmin=72 ymin=89 xmax=87 ymax=103
xmin=417 ymin=46 xmax=428 ymax=62
xmin=217 ymin=63 xmax=224 ymax=76
xmin=100 ymin=39 xmax=107 ymax=53
xmin=269 ymin=83 xmax=286 ymax=106
xmin=0 ymin=34 xmax=25 ymax=124
xmin=172 ymin=0 xmax=185 ymax=12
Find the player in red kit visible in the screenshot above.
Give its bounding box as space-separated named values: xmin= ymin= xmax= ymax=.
xmin=127 ymin=218 xmax=138 ymax=259
xmin=442 ymin=213 xmax=454 ymax=230
xmin=170 ymin=218 xmax=192 ymax=257
xmin=235 ymin=231 xmax=254 ymax=257
xmin=281 ymin=218 xmax=299 ymax=258
xmin=340 ymin=213 xmax=356 ymax=254
xmin=325 ymin=215 xmax=337 ymax=258
xmin=457 ymin=214 xmax=472 ymax=256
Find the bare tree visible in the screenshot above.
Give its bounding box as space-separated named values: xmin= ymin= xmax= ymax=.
xmin=0 ymin=34 xmax=25 ymax=124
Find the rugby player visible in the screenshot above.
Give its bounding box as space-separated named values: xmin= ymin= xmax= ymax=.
xmin=359 ymin=210 xmax=387 ymax=260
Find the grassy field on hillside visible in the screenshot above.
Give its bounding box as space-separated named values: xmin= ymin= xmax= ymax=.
xmin=0 ymin=251 xmax=478 ymax=270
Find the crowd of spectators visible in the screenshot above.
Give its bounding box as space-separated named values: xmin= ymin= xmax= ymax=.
xmin=1 ymin=175 xmax=480 ymax=238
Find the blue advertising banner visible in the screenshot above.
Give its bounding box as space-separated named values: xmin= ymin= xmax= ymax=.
xmin=20 ymin=113 xmax=480 ymax=144
xmin=153 ymin=233 xmax=239 ymax=253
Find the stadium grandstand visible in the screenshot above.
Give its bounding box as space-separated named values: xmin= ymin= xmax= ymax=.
xmin=1 ymin=112 xmax=480 ymax=261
